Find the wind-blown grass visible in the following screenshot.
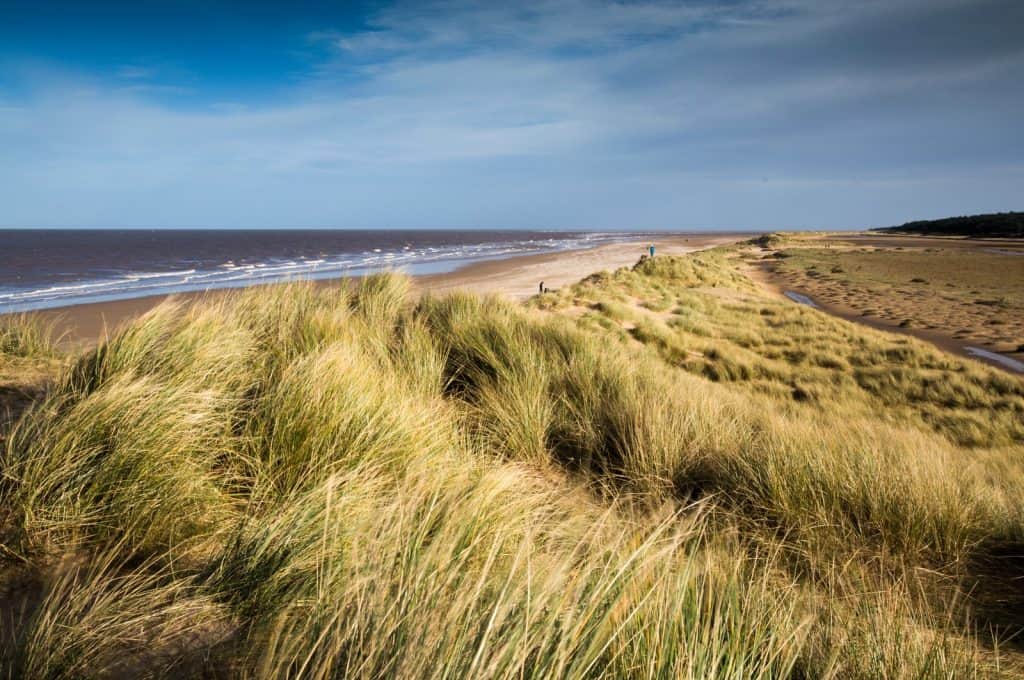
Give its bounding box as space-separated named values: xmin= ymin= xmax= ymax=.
xmin=535 ymin=250 xmax=1024 ymax=447
xmin=1 ymin=257 xmax=1020 ymax=677
xmin=0 ymin=315 xmax=62 ymax=361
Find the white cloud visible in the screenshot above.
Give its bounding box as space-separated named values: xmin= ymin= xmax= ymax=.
xmin=1 ymin=0 xmax=1021 ymax=227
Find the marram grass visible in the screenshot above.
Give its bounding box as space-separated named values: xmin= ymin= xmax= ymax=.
xmin=0 ymin=258 xmax=1020 ymax=678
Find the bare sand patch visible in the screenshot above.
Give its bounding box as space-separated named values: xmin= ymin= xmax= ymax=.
xmin=745 ymin=233 xmax=1024 ymax=374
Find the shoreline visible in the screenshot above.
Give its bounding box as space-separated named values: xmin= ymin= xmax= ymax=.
xmin=9 ymin=233 xmax=744 ymax=347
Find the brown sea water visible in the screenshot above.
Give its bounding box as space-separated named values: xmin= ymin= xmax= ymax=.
xmin=0 ymin=229 xmax=664 ymax=312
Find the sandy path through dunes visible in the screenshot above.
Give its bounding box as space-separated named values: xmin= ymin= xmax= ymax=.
xmin=418 ymin=235 xmax=743 ymax=300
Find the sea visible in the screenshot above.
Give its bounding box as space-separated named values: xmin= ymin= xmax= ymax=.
xmin=0 ymin=229 xmax=664 ymax=314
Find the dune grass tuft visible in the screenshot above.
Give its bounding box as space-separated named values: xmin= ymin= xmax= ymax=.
xmin=0 ymin=262 xmax=1020 ymax=677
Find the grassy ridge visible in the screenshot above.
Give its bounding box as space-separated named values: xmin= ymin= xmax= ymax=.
xmin=1 ymin=253 xmax=1021 ymax=677
xmin=534 ymin=250 xmax=1024 ymax=446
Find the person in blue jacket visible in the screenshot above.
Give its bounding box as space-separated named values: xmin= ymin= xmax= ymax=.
xmin=649 ymin=244 xmax=655 ymax=257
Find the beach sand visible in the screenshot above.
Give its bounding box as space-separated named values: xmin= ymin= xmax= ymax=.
xmin=14 ymin=234 xmax=744 ymax=347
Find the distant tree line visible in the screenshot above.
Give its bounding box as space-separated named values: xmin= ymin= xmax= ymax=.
xmin=873 ymin=211 xmax=1023 ymax=238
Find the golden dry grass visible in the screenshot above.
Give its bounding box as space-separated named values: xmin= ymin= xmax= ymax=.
xmin=532 ymin=248 xmax=1024 ymax=447
xmin=0 ymin=253 xmax=1021 ymax=678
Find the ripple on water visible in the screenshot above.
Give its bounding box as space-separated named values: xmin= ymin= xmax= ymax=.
xmin=784 ymin=291 xmax=819 ymax=308
xmin=965 ymin=347 xmax=1024 ymax=373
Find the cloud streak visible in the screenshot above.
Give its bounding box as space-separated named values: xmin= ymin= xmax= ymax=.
xmin=1 ymin=0 xmax=1021 ymax=228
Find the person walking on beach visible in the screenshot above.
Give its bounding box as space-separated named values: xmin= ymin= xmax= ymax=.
xmin=649 ymin=244 xmax=655 ymax=257
xmin=539 ymin=281 xmax=544 ymax=294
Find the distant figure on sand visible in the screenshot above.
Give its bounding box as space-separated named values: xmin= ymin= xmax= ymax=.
xmin=649 ymin=244 xmax=655 ymax=257
xmin=539 ymin=281 xmax=544 ymax=294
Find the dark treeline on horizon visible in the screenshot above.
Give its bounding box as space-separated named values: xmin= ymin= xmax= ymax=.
xmin=875 ymin=212 xmax=1023 ymax=238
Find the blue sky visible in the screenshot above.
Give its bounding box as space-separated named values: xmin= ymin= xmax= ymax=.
xmin=1 ymin=0 xmax=1021 ymax=230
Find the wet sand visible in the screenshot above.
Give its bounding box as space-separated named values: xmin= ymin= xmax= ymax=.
xmin=10 ymin=234 xmax=744 ymax=347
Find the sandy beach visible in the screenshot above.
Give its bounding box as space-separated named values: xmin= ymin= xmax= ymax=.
xmin=12 ymin=233 xmax=745 ymax=347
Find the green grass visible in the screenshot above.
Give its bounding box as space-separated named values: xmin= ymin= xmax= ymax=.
xmin=0 ymin=259 xmax=1020 ymax=677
